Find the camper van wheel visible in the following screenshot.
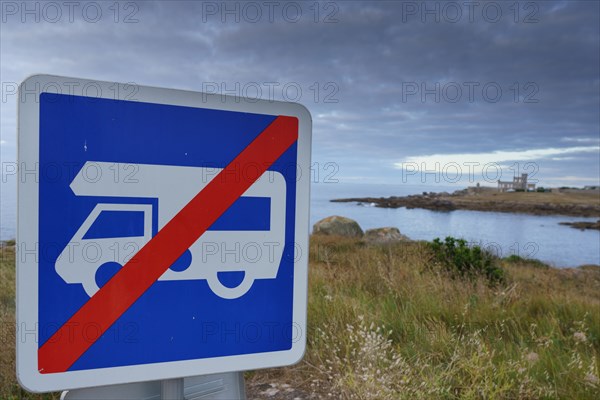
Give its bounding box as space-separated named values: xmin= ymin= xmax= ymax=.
xmin=169 ymin=249 xmax=192 ymax=272
xmin=207 ymin=272 xmax=255 ymax=299
xmin=95 ymin=261 xmax=123 ymax=289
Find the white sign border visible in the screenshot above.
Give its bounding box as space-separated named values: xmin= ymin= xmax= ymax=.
xmin=16 ymin=74 xmax=311 ymax=392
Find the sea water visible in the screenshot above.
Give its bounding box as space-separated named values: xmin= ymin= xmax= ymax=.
xmin=311 ymin=182 xmax=600 ymax=268
xmin=1 ymin=181 xmax=598 ymax=268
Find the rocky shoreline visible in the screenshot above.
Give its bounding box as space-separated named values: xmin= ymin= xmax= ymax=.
xmin=559 ymin=220 xmax=600 ymax=231
xmin=331 ymin=190 xmax=600 ymax=217
xmin=312 ymin=215 xmax=411 ymax=243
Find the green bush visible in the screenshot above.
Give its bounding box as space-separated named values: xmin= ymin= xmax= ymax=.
xmin=428 ymin=236 xmax=505 ymax=285
xmin=504 ymin=254 xmax=549 ymax=269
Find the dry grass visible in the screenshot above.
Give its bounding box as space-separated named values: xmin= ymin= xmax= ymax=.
xmin=1 ymin=244 xmax=18 ymax=398
xmin=251 ymin=235 xmax=600 ymax=399
xmin=0 ymin=244 xmax=59 ymax=400
xmin=453 ymin=191 xmax=600 ymax=206
xmin=1 ymin=237 xmax=599 ymax=399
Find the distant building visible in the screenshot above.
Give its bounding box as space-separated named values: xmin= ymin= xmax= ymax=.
xmin=498 ymin=174 xmax=536 ymax=192
xmin=467 ymin=182 xmax=496 ymax=194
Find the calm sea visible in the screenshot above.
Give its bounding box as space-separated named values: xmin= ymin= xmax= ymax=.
xmin=1 ymin=181 xmax=599 ymax=268
xmin=310 ymin=182 xmax=600 ymax=268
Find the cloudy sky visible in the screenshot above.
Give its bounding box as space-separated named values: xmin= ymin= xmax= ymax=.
xmin=1 ymin=0 xmax=599 ymax=188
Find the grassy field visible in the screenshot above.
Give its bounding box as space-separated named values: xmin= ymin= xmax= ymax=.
xmin=253 ymin=236 xmax=600 ymax=399
xmin=453 ymin=190 xmax=600 ymax=206
xmin=334 ymin=190 xmax=600 ymax=217
xmin=1 ymin=237 xmax=599 ymax=399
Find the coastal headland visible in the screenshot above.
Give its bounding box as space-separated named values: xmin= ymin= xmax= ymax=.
xmin=332 ymin=189 xmax=600 ymax=218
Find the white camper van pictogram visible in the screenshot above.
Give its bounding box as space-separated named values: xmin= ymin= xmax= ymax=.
xmin=55 ymin=162 xmax=286 ymax=299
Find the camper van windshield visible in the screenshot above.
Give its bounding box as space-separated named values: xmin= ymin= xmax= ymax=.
xmin=82 ymin=210 xmax=146 ymax=239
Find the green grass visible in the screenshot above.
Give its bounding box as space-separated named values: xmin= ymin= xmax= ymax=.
xmin=0 ymin=243 xmax=18 ymax=398
xmin=0 ymin=244 xmax=59 ymax=400
xmin=262 ymin=236 xmax=600 ymax=399
xmin=1 ymin=237 xmax=599 ymax=399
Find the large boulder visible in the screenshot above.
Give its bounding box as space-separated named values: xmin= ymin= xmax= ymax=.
xmin=364 ymin=227 xmax=410 ymax=243
xmin=313 ymin=216 xmax=364 ymax=238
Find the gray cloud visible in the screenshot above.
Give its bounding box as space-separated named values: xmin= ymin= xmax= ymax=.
xmin=1 ymin=0 xmax=598 ymax=186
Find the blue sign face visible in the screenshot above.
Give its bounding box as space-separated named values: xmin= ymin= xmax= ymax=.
xmin=38 ymin=93 xmax=298 ymax=371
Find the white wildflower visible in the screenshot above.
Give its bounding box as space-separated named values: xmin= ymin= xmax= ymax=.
xmin=525 ymin=352 xmax=539 ymax=363
xmin=573 ymin=331 xmax=587 ymax=343
xmin=584 ymin=373 xmax=599 ymax=387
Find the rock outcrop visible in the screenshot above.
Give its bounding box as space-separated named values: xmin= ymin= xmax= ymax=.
xmin=364 ymin=227 xmax=410 ymax=243
xmin=313 ymin=216 xmax=364 ymax=238
xmin=559 ymin=220 xmax=600 ymax=230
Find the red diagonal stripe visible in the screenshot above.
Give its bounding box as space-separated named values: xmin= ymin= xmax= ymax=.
xmin=38 ymin=115 xmax=298 ymax=373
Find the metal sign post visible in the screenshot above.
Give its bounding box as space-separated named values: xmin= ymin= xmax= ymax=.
xmin=161 ymin=378 xmax=184 ymax=400
xmin=61 ymin=372 xmax=247 ymax=399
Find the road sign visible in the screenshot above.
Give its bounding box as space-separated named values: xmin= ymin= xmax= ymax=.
xmin=17 ymin=75 xmax=311 ymax=392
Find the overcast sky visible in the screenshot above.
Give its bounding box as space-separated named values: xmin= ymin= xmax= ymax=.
xmin=1 ymin=0 xmax=599 ymax=188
